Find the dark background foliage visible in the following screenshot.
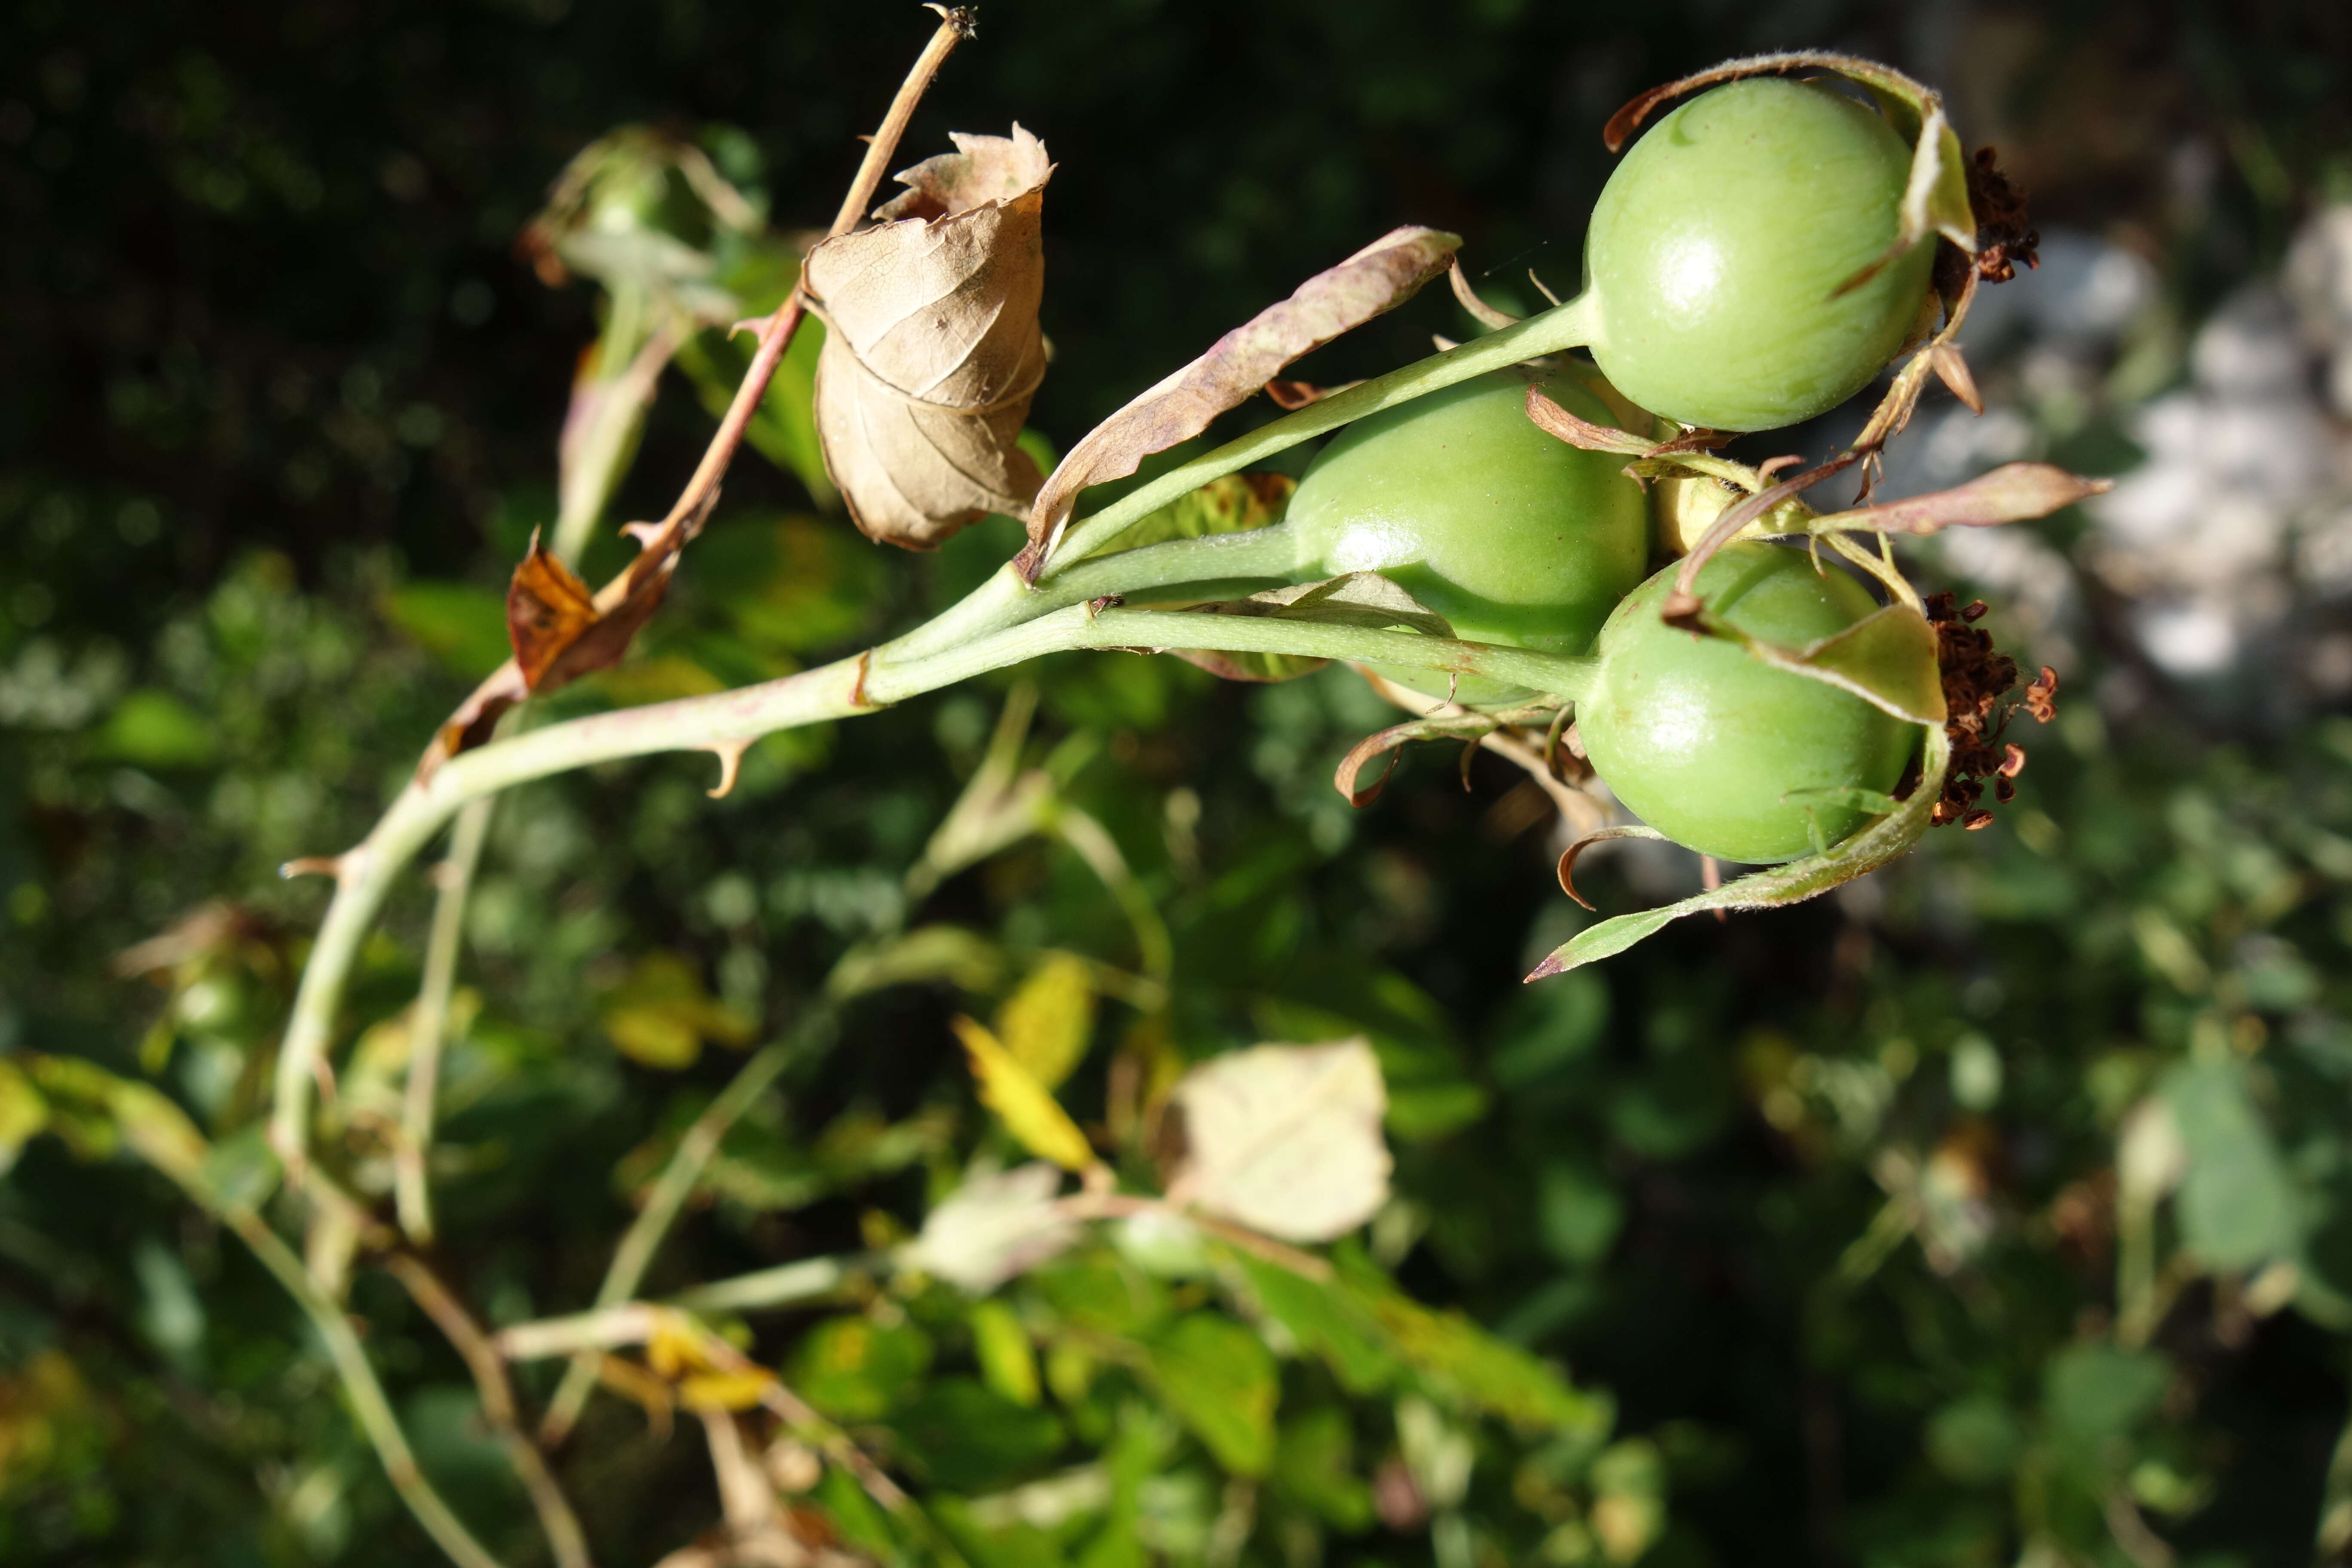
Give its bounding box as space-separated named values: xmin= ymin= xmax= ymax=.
xmin=6 ymin=2 xmax=2352 ymax=1565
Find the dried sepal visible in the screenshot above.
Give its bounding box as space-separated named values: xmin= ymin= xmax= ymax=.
xmin=1017 ymin=226 xmax=1461 ymax=580
xmin=805 ymin=126 xmax=1054 ymax=548
xmin=1804 ymin=462 xmax=2111 ymax=539
xmin=1334 ymin=711 xmax=1513 ymax=808
xmin=1554 ymin=825 xmax=1667 ymax=913
xmin=1448 ymin=257 xmax=1520 ymax=331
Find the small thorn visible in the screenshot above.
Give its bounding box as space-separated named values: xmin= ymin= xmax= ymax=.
xmin=706 ymin=740 xmax=752 ymax=800
xmin=282 ymin=855 xmax=344 ymax=881
xmin=621 ymin=520 xmax=666 ymax=550
xmin=727 ymin=315 xmax=765 ymax=340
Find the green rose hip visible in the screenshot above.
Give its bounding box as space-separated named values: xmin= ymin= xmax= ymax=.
xmin=1584 ymin=76 xmax=1935 ymax=432
xmin=1286 ymin=368 xmax=1649 ymax=704
xmin=1578 ymin=542 xmax=1924 ymax=864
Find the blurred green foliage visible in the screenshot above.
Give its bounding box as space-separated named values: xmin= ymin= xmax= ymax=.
xmin=6 ymin=3 xmax=2352 ymax=1567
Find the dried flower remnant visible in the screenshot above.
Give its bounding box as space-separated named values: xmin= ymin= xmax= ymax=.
xmin=1926 ymin=592 xmax=2053 ymax=830
xmin=806 ymin=126 xmax=1054 ymax=548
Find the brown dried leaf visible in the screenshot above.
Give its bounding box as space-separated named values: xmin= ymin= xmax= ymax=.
xmin=805 ymin=126 xmax=1053 ymax=549
xmin=1811 ymin=462 xmax=2111 ymax=538
xmin=1017 ymin=225 xmax=1462 ymax=579
xmin=419 ymin=530 xmax=686 ymax=776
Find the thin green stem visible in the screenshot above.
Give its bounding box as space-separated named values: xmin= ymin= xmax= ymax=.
xmin=540 ymin=1026 xmax=823 ymax=1444
xmin=396 ymin=795 xmax=492 ymax=1243
xmin=1027 ymin=519 xmax=1306 ymax=609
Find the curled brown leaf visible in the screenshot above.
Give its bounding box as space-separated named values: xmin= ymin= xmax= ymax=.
xmin=1017 ymin=225 xmax=1461 ymax=580
xmin=806 ymin=126 xmax=1054 ymax=548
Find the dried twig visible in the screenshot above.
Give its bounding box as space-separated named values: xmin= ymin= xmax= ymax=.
xmin=386 ymin=1254 xmax=594 ymax=1568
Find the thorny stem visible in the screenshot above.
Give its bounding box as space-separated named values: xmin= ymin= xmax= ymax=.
xmin=395 ymin=795 xmax=490 ymax=1244
xmin=272 ymin=3 xmax=974 ymax=1176
xmin=541 ymin=1027 xmax=822 ymax=1445
xmin=277 ymin=595 xmax=1596 ymax=1174
xmin=386 ymin=1253 xmax=594 ymax=1568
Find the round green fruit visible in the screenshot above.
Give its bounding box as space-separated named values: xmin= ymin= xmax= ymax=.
xmin=1584 ymin=76 xmax=1935 ymax=432
xmin=1286 ymin=368 xmax=1650 ymax=704
xmin=1577 ymin=542 xmax=1923 ymax=864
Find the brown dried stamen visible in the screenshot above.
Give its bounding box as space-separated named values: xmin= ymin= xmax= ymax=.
xmin=1964 ymin=148 xmax=2039 ymax=284
xmin=1925 ymin=591 xmax=2054 ymax=830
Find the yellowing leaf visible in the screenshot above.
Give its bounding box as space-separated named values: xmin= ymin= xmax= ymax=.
xmin=604 ymin=1008 xmax=703 ymax=1069
xmin=995 ymin=952 xmax=1096 ymax=1092
xmin=678 ymin=1369 xmax=776 ymax=1412
xmin=955 ymin=1017 xmax=1094 ymax=1171
xmin=602 ymin=951 xmax=757 ymax=1070
xmin=1165 ymin=1040 xmax=1391 ymax=1243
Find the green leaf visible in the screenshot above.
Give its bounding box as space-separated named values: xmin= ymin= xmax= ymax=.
xmin=1926 ymin=1395 xmax=2028 ymax=1485
xmin=1143 ymin=1313 xmax=1278 ymax=1476
xmin=95 ymin=690 xmax=219 ymax=769
xmin=1272 ymin=1406 xmax=1375 ymax=1530
xmin=892 ymin=1378 xmax=1067 ymax=1491
xmin=383 ymin=582 xmax=512 ymax=679
xmin=970 ymin=1298 xmax=1042 ymax=1408
xmin=1233 ymin=1253 xmax=1399 ymax=1395
xmin=2163 ymin=1059 xmax=2302 ymax=1271
xmin=1031 ymin=1256 xmax=1170 ymax=1340
xmin=2043 ymin=1344 xmax=2168 ymax=1472
xmin=787 ymin=1314 xmax=935 ymax=1422
xmin=1336 ymin=1254 xmax=1607 ymax=1438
